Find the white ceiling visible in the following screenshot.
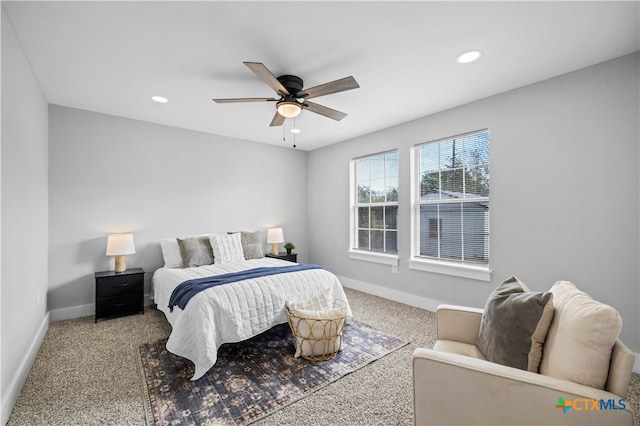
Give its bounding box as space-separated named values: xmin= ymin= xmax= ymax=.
xmin=3 ymin=1 xmax=639 ymax=151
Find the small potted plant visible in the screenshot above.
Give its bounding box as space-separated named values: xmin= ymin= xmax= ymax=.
xmin=284 ymin=242 xmax=295 ymax=255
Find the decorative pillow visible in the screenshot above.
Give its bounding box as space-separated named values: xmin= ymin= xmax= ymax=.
xmin=210 ymin=233 xmax=245 ymax=264
xmin=539 ymin=281 xmax=622 ymax=389
xmin=288 ymin=304 xmax=347 ymax=359
xmin=177 ymin=236 xmax=214 ymax=268
xmin=228 ymin=231 xmax=264 ymax=260
xmin=160 ymin=238 xmax=182 ymax=268
xmin=476 ymin=276 xmax=555 ymax=372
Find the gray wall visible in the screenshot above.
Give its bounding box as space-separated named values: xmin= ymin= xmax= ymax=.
xmin=307 ymin=53 xmax=640 ymax=353
xmin=1 ymin=8 xmax=50 ymax=422
xmin=48 ymin=106 xmax=308 ymax=314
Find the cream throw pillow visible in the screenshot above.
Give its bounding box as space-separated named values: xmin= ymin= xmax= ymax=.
xmin=210 ymin=233 xmax=245 ymax=264
xmin=539 ymin=281 xmax=622 ymax=389
xmin=288 ymin=305 xmax=347 ymax=359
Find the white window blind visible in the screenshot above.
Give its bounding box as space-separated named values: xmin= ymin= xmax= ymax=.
xmin=416 ymin=130 xmax=489 ymax=264
xmin=353 ymin=150 xmax=399 ymax=254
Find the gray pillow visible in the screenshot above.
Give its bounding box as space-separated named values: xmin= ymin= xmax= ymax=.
xmin=228 ymin=231 xmax=264 ymax=260
xmin=476 ymin=276 xmax=555 ymax=372
xmin=177 ymin=236 xmax=214 ymax=267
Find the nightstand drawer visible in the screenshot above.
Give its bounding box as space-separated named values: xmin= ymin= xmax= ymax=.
xmin=96 ymin=293 xmax=142 ymax=319
xmin=96 ymin=273 xmax=143 ymax=297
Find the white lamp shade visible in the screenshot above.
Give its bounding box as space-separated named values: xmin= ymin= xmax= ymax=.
xmin=276 ymin=101 xmax=302 ymax=118
xmin=267 ymin=228 xmax=285 ymax=244
xmin=106 ymin=233 xmax=136 ymax=255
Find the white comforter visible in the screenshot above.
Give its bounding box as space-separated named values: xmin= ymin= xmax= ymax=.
xmin=152 ymin=258 xmax=352 ymax=380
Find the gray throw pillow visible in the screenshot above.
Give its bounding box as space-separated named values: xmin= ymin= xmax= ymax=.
xmin=476 ymin=276 xmax=555 ymax=372
xmin=228 ymin=231 xmax=264 ymax=259
xmin=177 ymin=236 xmax=214 ymax=267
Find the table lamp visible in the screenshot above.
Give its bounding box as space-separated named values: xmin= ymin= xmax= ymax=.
xmin=106 ymin=233 xmax=136 ymax=272
xmin=267 ymin=228 xmax=284 ymax=255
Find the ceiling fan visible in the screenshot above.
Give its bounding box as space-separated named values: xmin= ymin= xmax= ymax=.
xmin=212 ymin=62 xmax=360 ymax=127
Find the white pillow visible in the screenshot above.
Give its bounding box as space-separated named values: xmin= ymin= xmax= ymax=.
xmin=160 ymin=238 xmax=182 ymax=268
xmin=539 ymin=281 xmax=622 ymax=389
xmin=210 ymin=233 xmax=245 ymax=264
xmin=288 ymin=305 xmax=347 ymax=359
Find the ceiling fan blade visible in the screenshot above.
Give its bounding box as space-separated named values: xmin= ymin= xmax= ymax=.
xmin=298 ymin=76 xmax=359 ymax=99
xmin=244 ymin=62 xmax=290 ymax=96
xmin=269 ymin=111 xmax=285 ymax=127
xmin=303 ymin=101 xmax=348 ymax=121
xmin=212 ymin=97 xmax=277 ymax=103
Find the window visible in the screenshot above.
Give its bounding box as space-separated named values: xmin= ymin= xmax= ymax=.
xmin=352 ymin=150 xmax=399 ymax=255
xmin=414 ymin=130 xmax=489 ymax=269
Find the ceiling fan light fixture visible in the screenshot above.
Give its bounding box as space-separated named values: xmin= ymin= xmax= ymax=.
xmin=276 ymin=101 xmax=302 ymax=118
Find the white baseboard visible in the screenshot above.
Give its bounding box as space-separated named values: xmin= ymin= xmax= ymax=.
xmin=338 ymin=276 xmax=640 ymax=375
xmin=49 ymin=302 xmax=94 ymax=322
xmin=337 ymin=276 xmax=444 ymax=312
xmin=1 ymin=312 xmax=50 ymax=425
xmin=49 ymin=294 xmax=155 ymax=323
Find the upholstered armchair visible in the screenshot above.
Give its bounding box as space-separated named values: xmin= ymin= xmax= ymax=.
xmin=413 ymin=279 xmax=636 ymax=425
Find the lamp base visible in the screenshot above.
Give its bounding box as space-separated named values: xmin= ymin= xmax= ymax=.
xmin=271 ymin=243 xmax=279 ymax=255
xmin=114 ymin=255 xmax=127 ymax=272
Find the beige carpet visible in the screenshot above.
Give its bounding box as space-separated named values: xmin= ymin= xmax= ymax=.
xmin=7 ymin=288 xmax=640 ymax=425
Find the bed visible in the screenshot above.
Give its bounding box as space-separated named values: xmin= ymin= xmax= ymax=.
xmin=152 ymin=247 xmax=352 ymax=380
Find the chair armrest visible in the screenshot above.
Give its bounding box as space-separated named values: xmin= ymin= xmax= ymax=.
xmin=606 ymin=339 xmax=636 ymax=397
xmin=412 ymin=348 xmax=634 ymax=425
xmin=436 ymin=304 xmax=483 ymax=345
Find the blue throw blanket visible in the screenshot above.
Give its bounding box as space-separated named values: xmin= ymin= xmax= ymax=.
xmin=168 ymin=263 xmax=323 ymax=312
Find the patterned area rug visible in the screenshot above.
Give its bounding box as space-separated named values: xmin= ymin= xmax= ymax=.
xmin=138 ymin=320 xmax=408 ymax=425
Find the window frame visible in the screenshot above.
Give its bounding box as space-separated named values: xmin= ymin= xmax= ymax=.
xmin=410 ymin=130 xmax=491 ymax=281
xmin=349 ymin=149 xmax=400 ymax=266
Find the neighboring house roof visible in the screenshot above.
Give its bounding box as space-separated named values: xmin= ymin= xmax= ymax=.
xmin=421 ymin=191 xmax=489 ymax=208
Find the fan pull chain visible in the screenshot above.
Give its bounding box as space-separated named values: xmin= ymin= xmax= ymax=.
xmin=293 ymin=118 xmax=296 ymax=149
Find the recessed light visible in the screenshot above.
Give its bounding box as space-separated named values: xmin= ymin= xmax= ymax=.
xmin=456 ymin=50 xmax=482 ymax=64
xmin=290 ymin=128 xmax=301 ymax=134
xmin=151 ymin=95 xmax=168 ymax=103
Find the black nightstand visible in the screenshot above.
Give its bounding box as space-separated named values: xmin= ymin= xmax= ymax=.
xmin=265 ymin=252 xmax=298 ymax=263
xmin=95 ymin=268 xmax=144 ymax=323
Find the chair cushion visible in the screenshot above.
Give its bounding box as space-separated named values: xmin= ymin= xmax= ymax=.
xmin=539 ymin=281 xmax=622 ymax=390
xmin=433 ymin=340 xmax=486 ymax=360
xmin=476 ymin=276 xmax=555 ymax=372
